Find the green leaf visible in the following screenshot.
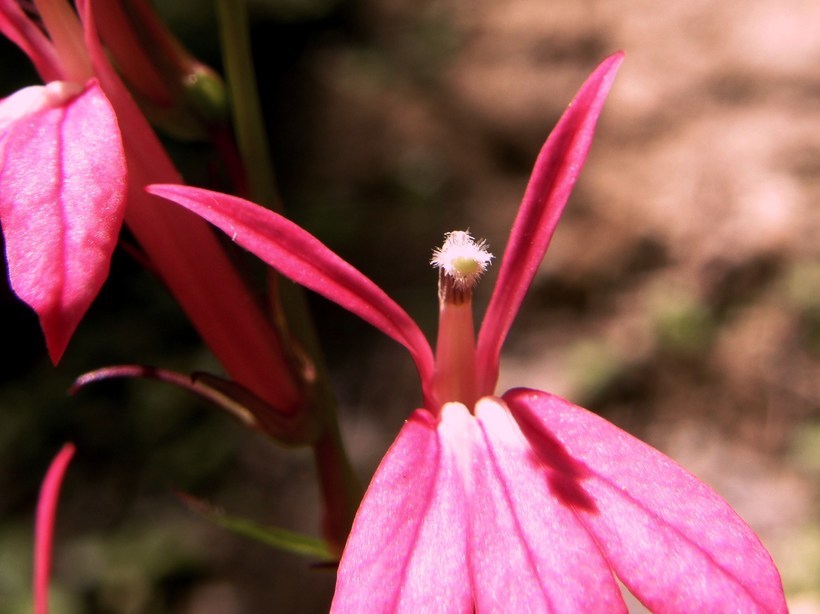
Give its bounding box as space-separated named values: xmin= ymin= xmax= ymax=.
xmin=178 ymin=493 xmax=335 ymax=561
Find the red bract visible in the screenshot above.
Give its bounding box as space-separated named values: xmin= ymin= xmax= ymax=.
xmin=150 ymin=53 xmax=787 ymax=611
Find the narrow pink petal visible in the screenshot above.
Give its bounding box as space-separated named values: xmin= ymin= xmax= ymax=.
xmin=476 ymin=53 xmax=624 ymax=395
xmin=470 ymin=397 xmax=626 ymax=613
xmin=34 ymin=443 xmax=75 ymax=614
xmin=0 ymin=0 xmax=63 ymax=82
xmin=332 ymin=406 xmax=471 ymax=612
xmin=149 ymin=184 xmax=437 ymax=407
xmin=504 ymin=388 xmax=787 ymax=613
xmin=0 ymin=80 xmax=127 ymax=363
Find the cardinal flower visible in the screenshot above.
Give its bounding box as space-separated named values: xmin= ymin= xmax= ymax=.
xmin=149 ymin=52 xmax=787 ymax=611
xmin=0 ymin=0 xmax=300 ymax=414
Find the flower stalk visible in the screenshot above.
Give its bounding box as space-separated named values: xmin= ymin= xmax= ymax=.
xmin=215 ymin=0 xmax=361 ymax=542
xmin=215 ymin=0 xmax=280 ymax=210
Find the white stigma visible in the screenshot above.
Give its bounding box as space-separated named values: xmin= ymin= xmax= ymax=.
xmin=431 ymin=230 xmax=493 ymax=290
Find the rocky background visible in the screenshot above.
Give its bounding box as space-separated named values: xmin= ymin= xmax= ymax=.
xmin=1 ymin=0 xmax=818 ymax=612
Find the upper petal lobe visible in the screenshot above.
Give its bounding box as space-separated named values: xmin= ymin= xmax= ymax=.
xmin=149 ymin=184 xmax=437 ymax=406
xmin=476 ymin=52 xmax=623 ymax=394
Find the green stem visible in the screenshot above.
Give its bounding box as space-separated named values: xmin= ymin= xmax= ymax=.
xmin=215 ymin=0 xmax=362 ymax=547
xmin=313 ymin=420 xmax=363 ymax=555
xmin=214 ymin=0 xmax=281 ymax=210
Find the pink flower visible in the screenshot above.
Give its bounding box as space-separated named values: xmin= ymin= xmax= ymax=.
xmin=0 ymin=0 xmax=301 ymax=414
xmin=149 ymin=53 xmax=786 ymax=611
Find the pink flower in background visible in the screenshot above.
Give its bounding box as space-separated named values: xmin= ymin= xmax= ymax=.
xmin=0 ymin=0 xmax=301 ymax=415
xmin=150 ymin=52 xmax=786 ymax=612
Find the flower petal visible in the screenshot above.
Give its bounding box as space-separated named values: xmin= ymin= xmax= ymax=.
xmin=35 ymin=443 xmax=75 ymax=614
xmin=332 ymin=406 xmax=472 ymax=613
xmin=148 ymin=184 xmax=437 ymax=406
xmin=0 ymin=80 xmax=127 ymax=363
xmin=29 ymin=0 xmax=93 ymax=84
xmin=0 ymin=0 xmax=62 ymax=82
xmin=470 ymin=397 xmax=626 ymax=613
xmin=503 ymin=388 xmax=787 ymax=613
xmin=476 ymin=53 xmax=624 ymax=394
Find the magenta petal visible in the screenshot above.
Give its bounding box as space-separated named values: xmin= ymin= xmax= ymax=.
xmin=503 ymin=388 xmax=787 ymax=613
xmin=148 ymin=184 xmax=437 ymax=405
xmin=476 ymin=53 xmax=624 ymax=394
xmin=34 ymin=443 xmax=75 ymax=614
xmin=332 ymin=406 xmax=472 ymax=612
xmin=0 ymin=0 xmax=62 ymax=82
xmin=0 ymin=80 xmax=127 ymax=362
xmin=471 ymin=397 xmax=626 ymax=613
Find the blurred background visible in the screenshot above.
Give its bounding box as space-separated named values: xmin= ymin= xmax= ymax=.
xmin=1 ymin=0 xmax=818 ymax=611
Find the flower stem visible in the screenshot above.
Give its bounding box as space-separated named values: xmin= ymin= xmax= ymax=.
xmin=313 ymin=422 xmax=363 ymax=555
xmin=216 ymin=0 xmax=362 ymax=545
xmin=214 ymin=0 xmax=281 ymax=210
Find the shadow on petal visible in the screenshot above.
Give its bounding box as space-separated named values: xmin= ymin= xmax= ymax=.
xmin=503 ymin=387 xmax=788 ymax=613
xmin=546 ymin=470 xmax=597 ymax=513
xmin=511 ymin=398 xmax=598 ymax=512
